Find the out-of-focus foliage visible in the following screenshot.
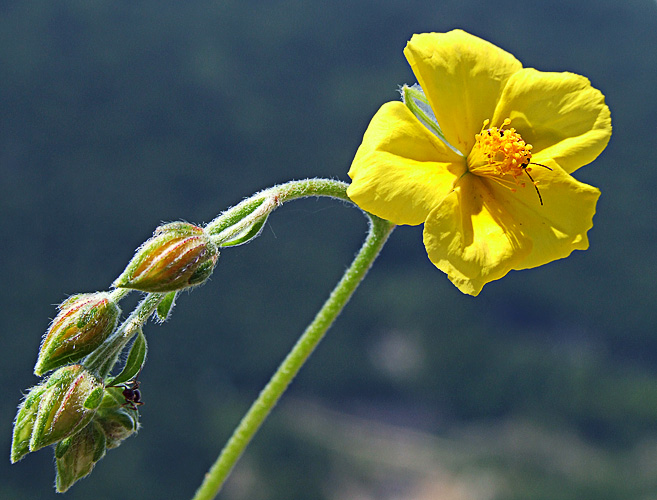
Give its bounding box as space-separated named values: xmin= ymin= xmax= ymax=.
xmin=2 ymin=1 xmax=656 ymax=499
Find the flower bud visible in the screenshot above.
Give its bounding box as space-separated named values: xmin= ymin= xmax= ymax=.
xmin=55 ymin=421 xmax=106 ymax=493
xmin=95 ymin=404 xmax=140 ymax=449
xmin=34 ymin=293 xmax=120 ymax=376
xmin=29 ymin=365 xmax=104 ymax=452
xmin=11 ymin=383 xmax=48 ymax=463
xmin=113 ymin=222 xmax=219 ymax=292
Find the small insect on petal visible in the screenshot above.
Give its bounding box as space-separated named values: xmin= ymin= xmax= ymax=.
xmin=521 ymin=161 xmax=553 ymax=206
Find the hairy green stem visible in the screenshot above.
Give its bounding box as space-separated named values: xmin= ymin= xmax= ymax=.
xmin=191 ymin=179 xmax=395 ymax=500
xmin=84 ymin=292 xmax=166 ymax=379
xmin=205 ymin=178 xmax=352 ymax=244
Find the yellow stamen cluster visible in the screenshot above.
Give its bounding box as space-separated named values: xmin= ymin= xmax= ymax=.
xmin=467 ymin=118 xmax=534 ymax=190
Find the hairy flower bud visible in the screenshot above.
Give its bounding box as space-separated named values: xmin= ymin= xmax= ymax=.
xmin=55 ymin=421 xmax=107 ymax=493
xmin=113 ymin=222 xmax=219 ymax=292
xmin=34 ymin=293 xmax=120 ymax=376
xmin=96 ymin=405 xmax=139 ymax=449
xmin=11 ymin=383 xmax=48 ymax=463
xmin=29 ymin=365 xmax=104 ymax=452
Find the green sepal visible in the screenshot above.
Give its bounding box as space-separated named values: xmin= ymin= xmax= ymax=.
xmin=205 ymin=197 xmax=266 ymax=236
xmin=189 ymin=256 xmax=217 ymax=285
xmin=401 ymin=84 xmax=445 ymax=140
xmin=105 ymin=329 xmax=147 ymax=387
xmin=55 ymin=421 xmax=107 ymax=493
xmin=401 ymin=84 xmax=463 ymax=156
xmin=11 ymin=383 xmax=48 ymax=463
xmin=54 ymin=434 xmax=73 ymax=459
xmin=99 ymin=387 xmax=127 ymax=409
xmin=220 ymin=214 xmax=269 ymax=247
xmin=29 ymin=365 xmax=103 ymax=452
xmin=156 ymin=291 xmax=178 ymax=322
xmin=83 ymin=386 xmax=105 ymax=410
xmin=95 ymin=406 xmax=139 ymax=449
xmin=91 ymin=423 xmax=108 ymax=462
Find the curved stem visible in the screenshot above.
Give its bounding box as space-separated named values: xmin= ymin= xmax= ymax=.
xmin=205 ymin=178 xmax=353 ymax=245
xmin=191 ymin=180 xmax=395 ymax=500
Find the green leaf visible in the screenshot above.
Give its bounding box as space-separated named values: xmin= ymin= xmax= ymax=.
xmin=105 ymin=329 xmax=147 ymax=387
xmin=11 ymin=383 xmax=48 ymax=463
xmin=220 ymin=214 xmax=269 ymax=247
xmin=155 ymin=291 xmax=178 ymax=322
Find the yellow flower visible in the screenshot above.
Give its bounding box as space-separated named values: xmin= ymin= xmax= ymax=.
xmin=347 ymin=29 xmax=611 ymax=296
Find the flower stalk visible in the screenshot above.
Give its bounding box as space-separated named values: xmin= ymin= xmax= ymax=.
xmin=11 ymin=177 xmax=394 ymax=496
xmin=83 ymin=292 xmax=166 ymax=380
xmin=192 ymin=180 xmax=394 ymax=500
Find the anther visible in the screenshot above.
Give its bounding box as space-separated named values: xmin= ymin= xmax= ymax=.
xmin=468 ymin=117 xmax=553 ymax=205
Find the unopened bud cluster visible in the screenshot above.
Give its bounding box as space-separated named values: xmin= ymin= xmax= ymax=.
xmin=53 ymin=389 xmax=140 ymax=492
xmin=12 ymin=363 xmax=141 ymax=491
xmin=13 ymin=219 xmax=224 ymax=491
xmin=12 ymin=365 xmax=104 ymax=463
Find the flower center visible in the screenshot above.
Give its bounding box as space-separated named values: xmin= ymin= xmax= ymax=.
xmin=466 ymin=119 xmax=553 ymax=205
xmin=467 ymin=118 xmax=533 ymax=184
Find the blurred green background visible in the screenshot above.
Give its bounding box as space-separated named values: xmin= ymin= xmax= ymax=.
xmin=2 ymin=0 xmax=656 ymax=499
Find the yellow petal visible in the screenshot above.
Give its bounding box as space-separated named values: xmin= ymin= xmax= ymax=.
xmin=492 ymin=68 xmax=611 ymax=174
xmin=489 ymin=161 xmax=601 ymax=270
xmin=404 ymin=30 xmax=522 ymax=155
xmin=423 ymin=174 xmax=531 ymax=296
xmin=347 ymin=101 xmax=464 ymax=226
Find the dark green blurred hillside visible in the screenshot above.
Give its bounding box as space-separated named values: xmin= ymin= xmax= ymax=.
xmin=2 ymin=1 xmax=657 ymax=499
